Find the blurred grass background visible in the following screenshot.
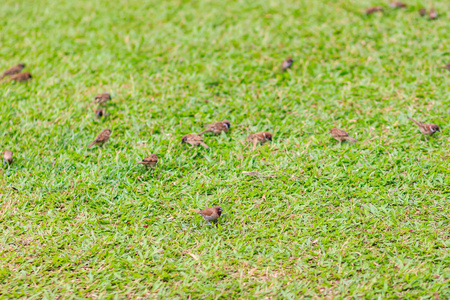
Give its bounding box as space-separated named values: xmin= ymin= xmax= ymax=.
xmin=0 ymin=0 xmax=449 ymax=298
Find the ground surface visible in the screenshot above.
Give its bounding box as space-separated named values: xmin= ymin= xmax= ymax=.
xmin=0 ymin=0 xmax=449 ymax=298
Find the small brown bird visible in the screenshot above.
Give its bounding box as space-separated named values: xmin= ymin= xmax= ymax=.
xmin=281 ymin=57 xmax=294 ymax=71
xmin=408 ymin=117 xmax=440 ymax=138
xmin=94 ymin=93 xmax=111 ymax=105
xmin=10 ymin=72 xmax=32 ymax=82
xmin=429 ymin=8 xmax=438 ymax=19
xmin=365 ymin=6 xmax=383 ymax=14
xmin=3 ymin=150 xmax=13 ymax=164
xmin=95 ymin=108 xmax=106 ymax=119
xmin=389 ymin=1 xmax=406 ymax=8
xmin=443 ymin=63 xmax=450 ymax=71
xmin=181 ymin=134 xmax=209 ymax=149
xmin=419 ymin=8 xmax=427 ymax=16
xmin=199 ymin=120 xmax=231 ymax=135
xmin=1 ymin=63 xmax=25 ymax=79
xmin=246 ymin=132 xmax=273 ymax=150
xmin=190 ymin=206 xmax=223 ymax=224
xmin=87 ymin=129 xmax=112 ymax=148
xmin=137 ymin=154 xmax=158 ymax=168
xmin=330 ymin=128 xmax=357 ymax=143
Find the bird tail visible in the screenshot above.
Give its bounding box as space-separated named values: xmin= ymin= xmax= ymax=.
xmin=136 ymin=161 xmax=143 ymax=164
xmin=344 ymin=137 xmax=357 ymax=143
xmin=87 ymin=142 xmax=95 ymax=148
xmin=407 ymin=117 xmax=421 ymax=126
xmin=252 ymin=140 xmax=258 ymax=150
xmin=190 ymin=209 xmax=201 ymax=214
xmin=198 ymin=129 xmax=209 ymax=136
xmin=200 ymin=142 xmax=210 ymax=149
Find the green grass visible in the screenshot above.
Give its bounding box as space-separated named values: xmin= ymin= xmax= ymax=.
xmin=1 ymin=0 xmax=449 ymax=298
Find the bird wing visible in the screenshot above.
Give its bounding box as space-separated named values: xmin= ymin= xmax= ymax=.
xmin=192 ymin=135 xmax=204 ymax=142
xmin=334 ymin=129 xmax=349 ymax=137
xmin=143 ymin=156 xmax=157 ymax=163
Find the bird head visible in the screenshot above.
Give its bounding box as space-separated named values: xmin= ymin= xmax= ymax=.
xmin=431 ymin=124 xmax=440 ymax=132
xmin=216 ymin=207 xmax=223 ymax=215
xmin=263 ymin=132 xmax=273 ymax=141
xmin=96 ymin=109 xmax=104 ymax=117
xmin=223 ymin=120 xmax=231 ymax=129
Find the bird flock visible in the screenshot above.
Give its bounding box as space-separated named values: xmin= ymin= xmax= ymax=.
xmin=1 ymin=2 xmax=447 ymax=224
xmin=366 ymin=1 xmax=438 ymax=20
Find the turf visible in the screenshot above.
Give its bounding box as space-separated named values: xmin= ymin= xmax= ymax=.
xmin=0 ymin=0 xmax=449 ymax=298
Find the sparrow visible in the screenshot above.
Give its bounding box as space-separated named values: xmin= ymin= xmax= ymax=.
xmin=10 ymin=72 xmax=32 ymax=82
xmin=190 ymin=206 xmax=223 ymax=224
xmin=199 ymin=120 xmax=231 ymax=135
xmin=330 ymin=128 xmax=357 ymax=143
xmin=419 ymin=8 xmax=427 ymax=16
xmin=246 ymin=132 xmax=273 ymax=150
xmin=3 ymin=150 xmax=13 ymax=164
xmin=408 ymin=117 xmax=440 ymax=137
xmin=95 ymin=108 xmax=106 ymax=119
xmin=1 ymin=63 xmax=25 ymax=79
xmin=365 ymin=6 xmax=383 ymax=14
xmin=389 ymin=1 xmax=406 ymax=8
xmin=87 ymin=129 xmax=111 ymax=148
xmin=94 ymin=93 xmax=111 ymax=105
xmin=181 ymin=134 xmax=209 ymax=149
xmin=429 ymin=8 xmax=438 ymax=19
xmin=137 ymin=154 xmax=158 ymax=168
xmin=444 ymin=63 xmax=450 ymax=70
xmin=281 ymin=57 xmax=294 ymax=71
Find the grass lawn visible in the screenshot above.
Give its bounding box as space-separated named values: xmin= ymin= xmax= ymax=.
xmin=1 ymin=0 xmax=449 ymax=298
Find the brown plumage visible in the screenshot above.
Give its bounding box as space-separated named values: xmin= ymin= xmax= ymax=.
xmin=246 ymin=132 xmax=273 ymax=150
xmin=181 ymin=134 xmax=209 ymax=149
xmin=429 ymin=8 xmax=438 ymax=19
xmin=389 ymin=1 xmax=406 ymax=8
xmin=365 ymin=6 xmax=383 ymax=14
xmin=419 ymin=8 xmax=427 ymax=16
xmin=330 ymin=128 xmax=357 ymax=143
xmin=199 ymin=120 xmax=231 ymax=135
xmin=408 ymin=117 xmax=440 ymax=137
xmin=10 ymin=72 xmax=32 ymax=82
xmin=281 ymin=57 xmax=294 ymax=71
xmin=95 ymin=108 xmax=106 ymax=119
xmin=444 ymin=63 xmax=450 ymax=71
xmin=3 ymin=150 xmax=13 ymax=164
xmin=190 ymin=206 xmax=223 ymax=224
xmin=137 ymin=154 xmax=158 ymax=168
xmin=1 ymin=63 xmax=25 ymax=79
xmin=94 ymin=93 xmax=111 ymax=105
xmin=87 ymin=129 xmax=111 ymax=148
